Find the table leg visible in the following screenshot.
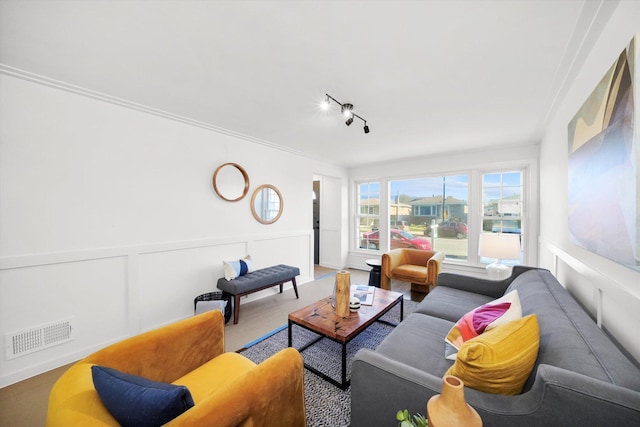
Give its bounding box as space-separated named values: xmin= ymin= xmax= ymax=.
xmin=288 ymin=319 xmax=292 ymax=347
xmin=342 ymin=341 xmax=347 ymax=388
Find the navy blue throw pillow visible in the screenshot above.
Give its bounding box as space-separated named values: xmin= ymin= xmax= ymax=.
xmin=239 ymin=259 xmax=249 ymax=276
xmin=91 ymin=365 xmax=194 ymax=427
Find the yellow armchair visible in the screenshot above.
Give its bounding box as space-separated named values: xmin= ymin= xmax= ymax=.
xmin=381 ymin=249 xmax=445 ymax=293
xmin=46 ymin=310 xmax=306 ymax=427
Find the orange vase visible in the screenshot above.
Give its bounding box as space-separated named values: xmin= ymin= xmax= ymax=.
xmin=427 ymin=375 xmax=482 ymax=427
xmin=334 ymin=270 xmax=351 ymax=317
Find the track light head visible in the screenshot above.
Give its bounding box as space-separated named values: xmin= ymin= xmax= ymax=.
xmin=341 ymin=103 xmax=354 ymax=118
xmin=345 ymin=117 xmax=354 ymax=126
xmin=320 ymin=94 xmax=330 ymax=111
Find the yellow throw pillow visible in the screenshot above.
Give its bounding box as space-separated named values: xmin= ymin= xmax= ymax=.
xmin=445 ymin=314 xmax=539 ymax=395
xmin=445 ymin=290 xmax=522 ymax=360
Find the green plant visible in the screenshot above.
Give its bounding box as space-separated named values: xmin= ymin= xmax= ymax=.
xmin=396 ymin=409 xmax=428 ymax=427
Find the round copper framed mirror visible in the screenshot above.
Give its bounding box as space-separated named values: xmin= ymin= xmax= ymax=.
xmin=212 ymin=162 xmax=250 ymax=202
xmin=251 ymin=184 xmax=283 ymax=224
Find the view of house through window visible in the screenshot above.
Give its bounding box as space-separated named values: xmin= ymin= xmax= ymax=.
xmin=481 ymin=171 xmax=524 ymax=265
xmin=357 ymin=170 xmax=526 ymax=265
xmin=384 ymin=175 xmax=469 ymax=260
xmin=357 ymin=182 xmax=381 ymax=249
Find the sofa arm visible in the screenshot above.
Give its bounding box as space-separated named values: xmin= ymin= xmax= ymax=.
xmin=526 ymin=364 xmax=640 ymax=426
xmin=168 ymin=348 xmax=306 ymax=427
xmin=351 ymin=349 xmax=444 ymax=427
xmin=463 ymin=364 xmax=640 ymax=426
xmin=352 ymin=349 xmax=640 ymax=427
xmin=85 ymin=310 xmax=225 ymax=383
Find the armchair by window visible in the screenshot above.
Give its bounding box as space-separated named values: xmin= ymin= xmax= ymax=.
xmin=381 ymin=249 xmax=445 ymax=293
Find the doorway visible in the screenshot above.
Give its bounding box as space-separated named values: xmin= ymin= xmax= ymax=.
xmin=313 ymin=179 xmax=320 ymax=264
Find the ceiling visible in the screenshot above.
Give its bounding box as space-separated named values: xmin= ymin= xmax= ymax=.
xmin=0 ymin=0 xmax=616 ymax=168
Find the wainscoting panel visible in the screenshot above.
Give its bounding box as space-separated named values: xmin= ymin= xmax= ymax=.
xmin=0 ymin=256 xmax=129 ymax=386
xmin=138 ymin=242 xmax=247 ymax=331
xmin=0 ymin=231 xmax=314 ymax=387
xmin=248 ymin=234 xmax=312 ymax=275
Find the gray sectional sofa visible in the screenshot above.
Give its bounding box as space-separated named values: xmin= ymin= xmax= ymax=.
xmin=351 ymin=267 xmax=640 ymax=427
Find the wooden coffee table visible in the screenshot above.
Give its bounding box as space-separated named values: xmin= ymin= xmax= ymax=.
xmin=287 ymin=287 xmax=403 ymax=389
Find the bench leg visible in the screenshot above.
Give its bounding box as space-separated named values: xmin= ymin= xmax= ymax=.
xmin=227 ymin=274 xmax=300 ymax=324
xmin=233 ymin=295 xmax=241 ymax=324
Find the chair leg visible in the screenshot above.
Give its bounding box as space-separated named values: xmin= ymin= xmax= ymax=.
xmin=411 ymin=283 xmax=430 ymax=294
xmin=292 ymin=278 xmax=299 ymax=299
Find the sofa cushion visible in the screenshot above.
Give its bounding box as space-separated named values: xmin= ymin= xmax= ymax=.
xmin=391 ymin=264 xmax=428 ymax=282
xmin=375 ymin=313 xmax=455 ymax=378
xmin=444 ymin=290 xmax=522 ymax=360
xmin=174 ymin=352 xmax=257 ymax=402
xmin=91 ymin=365 xmax=194 ymax=427
xmin=414 ymin=286 xmax=494 ymax=323
xmin=445 ymin=314 xmax=540 ymax=395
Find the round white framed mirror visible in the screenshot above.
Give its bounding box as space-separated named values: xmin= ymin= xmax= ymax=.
xmin=251 ymin=184 xmax=283 ymax=224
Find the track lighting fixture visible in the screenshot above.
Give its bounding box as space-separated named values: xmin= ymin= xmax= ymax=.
xmin=321 ymin=94 xmax=370 ymax=134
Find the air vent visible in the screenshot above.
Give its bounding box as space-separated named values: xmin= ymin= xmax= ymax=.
xmin=6 ymin=318 xmax=74 ymax=360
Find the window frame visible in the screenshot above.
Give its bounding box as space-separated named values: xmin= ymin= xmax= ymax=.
xmin=355 ymin=181 xmax=382 ymax=251
xmin=352 ymin=163 xmax=533 ymax=269
xmin=479 ymin=169 xmax=526 ymax=266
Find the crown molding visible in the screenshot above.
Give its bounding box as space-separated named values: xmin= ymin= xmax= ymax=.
xmin=0 ymin=64 xmax=314 ymax=160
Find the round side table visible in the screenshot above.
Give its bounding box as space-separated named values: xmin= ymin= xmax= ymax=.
xmin=366 ymin=258 xmax=382 ymax=288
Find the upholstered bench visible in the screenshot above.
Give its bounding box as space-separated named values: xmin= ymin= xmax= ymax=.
xmin=217 ymin=264 xmax=300 ymax=324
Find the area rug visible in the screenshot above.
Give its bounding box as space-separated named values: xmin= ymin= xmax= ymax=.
xmin=239 ymin=299 xmax=419 ymax=427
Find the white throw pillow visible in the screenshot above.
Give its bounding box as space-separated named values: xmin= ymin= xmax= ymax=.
xmin=223 ymin=255 xmax=254 ymax=281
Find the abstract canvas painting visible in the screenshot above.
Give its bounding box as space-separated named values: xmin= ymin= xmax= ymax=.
xmin=568 ymin=34 xmax=639 ymax=271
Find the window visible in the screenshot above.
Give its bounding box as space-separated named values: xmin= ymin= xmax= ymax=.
xmin=353 ymin=163 xmax=532 ymax=267
xmin=357 ymin=182 xmax=380 ymax=250
xmin=481 ymin=171 xmax=523 ymax=265
xmin=413 ymin=205 xmax=438 ymax=216
xmin=389 ymin=175 xmax=469 ymax=260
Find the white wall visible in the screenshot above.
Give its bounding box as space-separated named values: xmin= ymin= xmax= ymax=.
xmin=0 ymin=72 xmax=348 ymax=386
xmin=539 ymin=1 xmax=640 ymax=362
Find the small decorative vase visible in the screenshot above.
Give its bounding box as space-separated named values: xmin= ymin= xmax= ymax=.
xmin=334 ymin=270 xmax=351 ymax=317
xmin=427 ymin=375 xmax=482 ymax=427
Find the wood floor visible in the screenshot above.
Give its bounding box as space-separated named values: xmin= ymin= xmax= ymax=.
xmin=0 ymin=266 xmax=425 ymax=426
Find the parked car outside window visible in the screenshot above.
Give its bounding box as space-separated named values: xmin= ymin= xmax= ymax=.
xmin=390 ymin=220 xmax=409 ymax=231
xmin=437 ymin=221 xmax=468 ymax=239
xmin=360 ymin=229 xmax=432 ymax=251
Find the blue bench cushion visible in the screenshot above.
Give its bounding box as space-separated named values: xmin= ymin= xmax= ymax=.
xmin=217 ymin=264 xmax=300 ymax=295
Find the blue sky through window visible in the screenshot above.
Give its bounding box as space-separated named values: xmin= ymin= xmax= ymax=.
xmin=389 ymin=176 xmax=469 ymax=201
